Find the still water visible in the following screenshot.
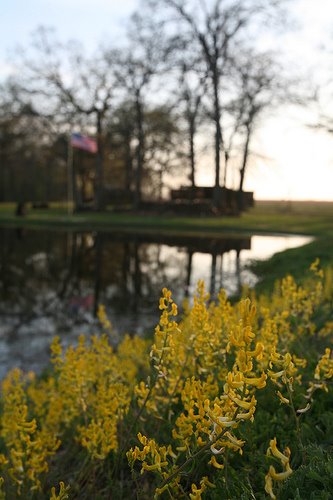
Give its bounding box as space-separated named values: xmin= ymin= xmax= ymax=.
xmin=0 ymin=227 xmax=312 ymax=377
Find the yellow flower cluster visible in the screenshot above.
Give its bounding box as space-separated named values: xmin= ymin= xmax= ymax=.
xmin=0 ymin=477 xmax=5 ymax=500
xmin=127 ymin=432 xmax=176 ymax=473
xmin=0 ymin=369 xmax=60 ymax=495
xmin=128 ymin=294 xmax=269 ymax=495
xmin=268 ymin=349 xmax=297 ymax=383
xmin=257 ymin=267 xmax=324 ymax=341
xmin=265 ymin=438 xmax=293 ymax=499
xmin=172 ymin=376 xmax=219 ymax=452
xmin=310 ymin=258 xmax=324 ymax=279
xmin=97 ymin=304 xmax=112 ymax=332
xmin=0 ymin=259 xmax=331 ymax=498
xmin=305 ymin=347 xmax=333 ymax=401
xmin=189 ymin=476 xmax=215 ymax=499
xmin=127 ymin=262 xmax=332 ymax=497
xmin=134 ymin=282 xmax=235 ymax=421
xmin=50 ymin=333 xmax=147 ymax=459
xmin=315 ymin=347 xmax=333 ymax=380
xmin=49 ymin=481 xmax=70 ymax=500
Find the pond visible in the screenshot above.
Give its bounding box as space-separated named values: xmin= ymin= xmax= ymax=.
xmin=0 ymin=227 xmax=312 ymax=378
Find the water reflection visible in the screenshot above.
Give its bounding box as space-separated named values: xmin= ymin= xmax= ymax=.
xmin=0 ymin=227 xmax=311 ymax=377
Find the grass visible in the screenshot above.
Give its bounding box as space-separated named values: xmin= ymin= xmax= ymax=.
xmin=0 ymin=200 xmax=333 ymax=237
xmin=251 ymin=236 xmax=333 ymax=293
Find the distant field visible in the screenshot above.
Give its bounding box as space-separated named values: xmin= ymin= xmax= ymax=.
xmin=255 ymin=199 xmax=333 ymax=216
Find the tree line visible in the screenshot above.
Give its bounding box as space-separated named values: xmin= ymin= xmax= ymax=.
xmin=0 ymin=0 xmax=294 ymax=210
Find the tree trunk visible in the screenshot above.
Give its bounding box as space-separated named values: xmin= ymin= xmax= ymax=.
xmin=134 ymin=92 xmax=144 ymax=210
xmin=158 ymin=170 xmax=163 ymax=201
xmin=95 ymin=111 xmax=105 ymax=211
xmin=224 ymin=151 xmax=229 ymax=187
xmin=72 ymin=151 xmax=78 ymax=212
xmin=213 ymin=71 xmax=221 ymax=188
xmin=125 ymin=132 xmax=133 ymax=192
xmin=189 ymin=118 xmax=196 ymax=188
xmin=0 ymin=147 xmax=5 ymax=202
xmin=238 ymin=123 xmax=251 ymax=211
xmin=212 ymin=67 xmax=223 ymax=208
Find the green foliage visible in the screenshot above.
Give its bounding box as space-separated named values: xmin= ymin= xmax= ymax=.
xmin=279 ymin=446 xmax=333 ymax=500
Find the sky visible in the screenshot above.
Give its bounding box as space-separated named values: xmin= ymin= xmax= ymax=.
xmin=1 ymin=0 xmax=333 ymax=201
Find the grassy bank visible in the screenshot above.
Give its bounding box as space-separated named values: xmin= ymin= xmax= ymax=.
xmin=0 ymin=200 xmax=333 ymax=237
xmin=252 ymin=236 xmax=333 ymax=293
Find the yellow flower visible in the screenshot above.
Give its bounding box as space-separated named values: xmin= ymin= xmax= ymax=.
xmin=209 ymin=455 xmax=224 ymax=469
xmin=50 ymin=481 xmax=70 ymax=500
xmin=244 ymin=373 xmax=267 ymax=388
xmin=264 ymin=472 xmax=276 ymax=499
xmin=224 ymin=431 xmax=245 ymax=450
xmin=226 ymin=372 xmax=244 ymax=389
xmin=265 ymin=437 xmax=293 ymax=498
xmin=269 ymin=463 xmax=293 ymax=481
xmin=159 ymin=298 xmax=167 ymax=310
xmin=296 ymin=403 xmax=311 ymax=414
xmin=315 ymin=348 xmax=333 ymax=380
xmin=267 ymin=438 xmax=290 ymax=465
xmin=276 ymin=391 xmax=290 ymax=405
xmin=189 ymin=476 xmax=215 ymax=499
xmin=236 ymin=406 xmax=256 ymax=421
xmin=228 ymin=394 xmax=256 ymax=411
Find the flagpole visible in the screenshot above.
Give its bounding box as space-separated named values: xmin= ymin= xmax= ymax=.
xmin=67 ymin=134 xmax=74 ymax=215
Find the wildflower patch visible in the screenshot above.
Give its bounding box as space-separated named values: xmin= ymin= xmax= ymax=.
xmin=0 ymin=261 xmax=332 ymax=498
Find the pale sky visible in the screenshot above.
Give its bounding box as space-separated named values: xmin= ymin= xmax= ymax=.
xmin=1 ymin=0 xmax=333 ymax=201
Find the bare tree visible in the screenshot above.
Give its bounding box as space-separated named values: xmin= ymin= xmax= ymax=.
xmin=0 ymin=80 xmax=68 ymax=203
xmin=13 ymin=27 xmax=115 ymax=210
xmin=109 ymin=14 xmax=170 ymax=209
xmin=144 ymin=105 xmax=182 ymax=199
xmin=107 ymin=101 xmax=136 ymax=192
xmin=230 ymin=51 xmax=284 ymax=208
xmin=146 ymin=0 xmax=290 ymax=206
xmin=177 ymin=60 xmax=208 ymax=187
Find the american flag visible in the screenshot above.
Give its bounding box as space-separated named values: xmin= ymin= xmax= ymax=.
xmin=70 ymin=133 xmax=98 ymax=154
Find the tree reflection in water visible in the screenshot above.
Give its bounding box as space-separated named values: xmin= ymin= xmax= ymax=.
xmin=0 ymin=227 xmax=310 ymax=377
